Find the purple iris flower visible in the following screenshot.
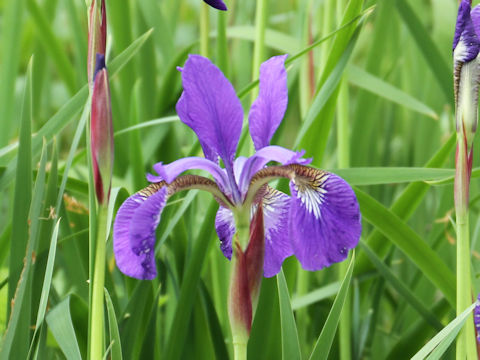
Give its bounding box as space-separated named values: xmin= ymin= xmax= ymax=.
xmin=203 ymin=0 xmax=227 ymax=11
xmin=113 ymin=54 xmax=361 ymax=280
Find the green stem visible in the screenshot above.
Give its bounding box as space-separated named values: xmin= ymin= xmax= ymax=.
xmin=200 ymin=2 xmax=209 ymax=57
xmin=89 ymin=204 xmax=108 ymax=360
xmin=233 ymin=341 xmax=247 ymax=360
xmin=455 ymin=136 xmax=476 ymax=360
xmin=251 ymin=0 xmax=267 ymax=103
xmin=216 ymin=9 xmax=228 ymax=75
xmin=337 ymin=76 xmax=351 ymax=360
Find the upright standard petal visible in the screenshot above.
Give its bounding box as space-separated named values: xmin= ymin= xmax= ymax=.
xmin=113 ymin=186 xmax=166 ymax=280
xmin=203 ymin=0 xmax=227 ymax=11
xmin=262 ymin=187 xmax=293 ymax=277
xmin=176 ymin=55 xmax=243 ymax=168
xmin=248 ymin=55 xmax=288 ymax=150
xmin=475 ymin=293 xmax=480 ymax=342
xmin=453 ymin=0 xmax=480 ymax=63
xmin=289 ymin=169 xmax=361 ymax=271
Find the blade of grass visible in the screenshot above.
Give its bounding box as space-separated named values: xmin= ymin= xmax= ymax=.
xmin=45 ymin=296 xmax=83 ymax=360
xmin=309 ymin=253 xmax=355 ymax=360
xmin=277 ymin=270 xmax=302 ymax=360
xmin=411 ymin=303 xmax=476 ymax=360
xmin=355 ymin=188 xmax=456 ymax=306
xmin=105 ymin=288 xmax=123 ymax=360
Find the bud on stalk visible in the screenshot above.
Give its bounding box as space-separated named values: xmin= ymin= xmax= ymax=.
xmin=87 ymin=0 xmax=106 ymax=87
xmin=91 ymin=54 xmax=114 ymax=205
xmin=228 ymin=205 xmax=264 ymax=359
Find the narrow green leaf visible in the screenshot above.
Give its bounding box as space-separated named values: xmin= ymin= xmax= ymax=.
xmin=45 ymin=297 xmax=83 ymax=360
xmin=359 ymin=241 xmax=443 ymax=330
xmin=0 ymin=0 xmax=26 ymax=146
xmin=395 ymin=0 xmax=451 ymax=102
xmin=355 ymin=188 xmax=456 ymax=305
xmin=105 ymin=289 xmax=123 ymax=360
xmin=331 ymin=167 xmax=455 ymax=185
xmin=411 ymin=303 xmax=476 ymax=360
xmin=309 ymin=253 xmax=355 ymax=360
xmin=277 ymin=270 xmax=302 ymax=360
xmin=27 ymin=0 xmax=76 ymax=93
xmin=348 ymin=65 xmax=438 ymax=120
xmin=291 ymin=282 xmax=340 ymax=311
xmin=114 ymin=116 xmax=180 ymax=137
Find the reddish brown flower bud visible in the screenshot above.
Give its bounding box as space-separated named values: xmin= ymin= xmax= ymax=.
xmin=91 ymin=54 xmax=113 ymax=204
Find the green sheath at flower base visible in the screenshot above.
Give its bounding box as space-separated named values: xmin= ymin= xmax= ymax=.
xmin=91 ymin=54 xmax=114 ymax=205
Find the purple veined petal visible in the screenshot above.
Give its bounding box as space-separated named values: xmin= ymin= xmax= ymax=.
xmin=203 ymin=0 xmax=227 ymax=11
xmin=249 ymin=55 xmax=288 ymax=150
xmin=147 ymin=157 xmax=231 ymax=196
xmin=113 ymin=188 xmax=167 ymax=280
xmin=262 ymin=187 xmax=293 ymax=277
xmin=176 ymin=55 xmax=243 ymax=169
xmin=289 ymin=171 xmax=361 ymax=271
xmin=237 ymin=145 xmax=311 ymax=196
xmin=215 ymin=206 xmax=235 ymax=260
xmin=453 ymin=0 xmax=480 ymax=63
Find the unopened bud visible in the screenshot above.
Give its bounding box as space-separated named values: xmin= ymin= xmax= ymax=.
xmin=91 ymin=54 xmax=114 ymax=205
xmin=87 ymin=0 xmax=106 ymax=87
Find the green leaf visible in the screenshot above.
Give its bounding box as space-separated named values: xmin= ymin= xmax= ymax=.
xmin=355 ymin=188 xmax=456 ymax=306
xmin=331 ymin=167 xmax=454 ymax=185
xmin=309 ymin=253 xmax=355 ymax=360
xmin=105 ymin=289 xmax=123 ymax=360
xmin=348 ymin=65 xmax=438 ymax=120
xmin=45 ymin=296 xmax=83 ymax=360
xmin=411 ymin=303 xmax=476 ymax=360
xmin=359 ymin=241 xmax=443 ymax=330
xmin=291 ymin=282 xmax=340 ymax=311
xmin=395 ymin=0 xmax=451 ymax=102
xmin=277 ymin=270 xmax=302 ymax=360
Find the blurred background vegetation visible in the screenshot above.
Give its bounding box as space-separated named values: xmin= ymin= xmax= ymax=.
xmin=0 ymin=0 xmax=477 ymax=358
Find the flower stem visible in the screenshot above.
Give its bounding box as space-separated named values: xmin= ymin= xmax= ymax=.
xmin=89 ymin=203 xmax=108 ymax=360
xmin=200 ymin=2 xmax=210 ymax=57
xmin=233 ymin=341 xmax=247 ymax=360
xmin=251 ymin=0 xmax=267 ymax=103
xmin=455 ymin=136 xmax=477 ymax=359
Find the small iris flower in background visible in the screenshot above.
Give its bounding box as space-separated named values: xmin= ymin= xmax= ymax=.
xmin=113 ymin=54 xmax=361 ymax=351
xmin=203 ymin=0 xmax=227 ymax=11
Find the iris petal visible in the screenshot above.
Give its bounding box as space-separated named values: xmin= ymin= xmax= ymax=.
xmin=215 ymin=206 xmax=235 ymax=260
xmin=176 ymin=55 xmax=243 ymax=168
xmin=453 ymin=0 xmax=480 ymax=63
xmin=249 ymin=55 xmax=288 ymax=150
xmin=289 ymin=171 xmax=361 ymax=271
xmin=113 ymin=188 xmax=166 ymax=280
xmin=147 ymin=157 xmax=230 ymax=196
xmin=262 ymin=187 xmax=293 ymax=277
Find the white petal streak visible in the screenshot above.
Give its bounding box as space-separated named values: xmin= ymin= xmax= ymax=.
xmin=293 ymin=173 xmax=329 ymax=220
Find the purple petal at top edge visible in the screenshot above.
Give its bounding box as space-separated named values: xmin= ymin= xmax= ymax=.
xmin=237 ymin=145 xmax=311 ymax=196
xmin=215 ymin=206 xmax=235 ymax=260
xmin=475 ymin=293 xmax=480 ymax=342
xmin=453 ymin=0 xmax=472 ymax=51
xmin=176 ymin=55 xmax=243 ymax=168
xmin=262 ymin=188 xmax=293 ymax=277
xmin=203 ymin=0 xmax=227 ymax=11
xmin=248 ymin=55 xmax=288 ymax=150
xmin=289 ymin=172 xmax=361 ymax=271
xmin=453 ymin=1 xmax=480 ymax=63
xmin=113 ymin=191 xmax=162 ymax=280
